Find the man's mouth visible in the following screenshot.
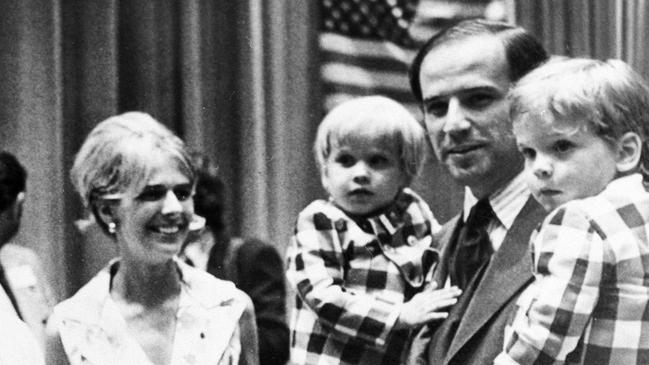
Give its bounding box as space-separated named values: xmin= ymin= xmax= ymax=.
xmin=444 ymin=143 xmax=485 ymax=155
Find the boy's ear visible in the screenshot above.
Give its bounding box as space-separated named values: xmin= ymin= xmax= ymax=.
xmin=615 ymin=132 xmax=642 ymax=174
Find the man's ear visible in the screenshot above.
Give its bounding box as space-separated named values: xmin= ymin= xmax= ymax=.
xmin=616 ymin=132 xmax=642 ymax=174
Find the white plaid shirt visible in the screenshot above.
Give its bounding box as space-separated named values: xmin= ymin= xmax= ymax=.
xmin=286 ymin=188 xmax=440 ymax=365
xmin=496 ymin=174 xmax=649 ymax=364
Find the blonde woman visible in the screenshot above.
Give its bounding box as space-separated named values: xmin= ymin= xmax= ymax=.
xmin=46 ymin=112 xmax=258 ymax=365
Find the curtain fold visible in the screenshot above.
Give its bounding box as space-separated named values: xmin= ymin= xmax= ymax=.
xmin=0 ymin=0 xmax=321 ymax=299
xmin=515 ymin=0 xmax=648 ymax=78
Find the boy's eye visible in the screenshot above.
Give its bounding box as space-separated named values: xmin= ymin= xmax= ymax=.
xmin=519 ymin=147 xmax=536 ymax=160
xmin=368 ymin=154 xmax=390 ymax=167
xmin=335 ymin=154 xmax=355 ymax=167
xmin=552 ymin=140 xmax=575 ymax=154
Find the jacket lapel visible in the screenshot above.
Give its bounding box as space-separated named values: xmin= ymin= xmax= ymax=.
xmin=446 ymin=198 xmax=545 ymax=361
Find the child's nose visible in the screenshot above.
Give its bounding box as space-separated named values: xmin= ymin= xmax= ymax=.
xmin=532 ymin=156 xmax=553 ymax=179
xmin=352 ymin=163 xmax=370 ymax=183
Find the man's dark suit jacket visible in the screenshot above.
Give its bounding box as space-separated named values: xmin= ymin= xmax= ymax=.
xmin=407 ymin=197 xmax=546 ymax=365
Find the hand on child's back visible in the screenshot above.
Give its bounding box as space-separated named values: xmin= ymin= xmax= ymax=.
xmin=394 ymin=282 xmax=462 ymax=330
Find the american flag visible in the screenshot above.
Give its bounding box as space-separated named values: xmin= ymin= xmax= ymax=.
xmin=319 ymin=0 xmax=507 ymax=118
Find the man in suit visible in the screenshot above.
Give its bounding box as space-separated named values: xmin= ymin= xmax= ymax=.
xmin=0 ymin=151 xmax=55 ymax=346
xmin=406 ymin=20 xmax=549 ymax=364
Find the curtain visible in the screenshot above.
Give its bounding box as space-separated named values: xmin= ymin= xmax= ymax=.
xmin=0 ymin=0 xmax=321 ymax=300
xmin=514 ymin=0 xmax=649 ymax=78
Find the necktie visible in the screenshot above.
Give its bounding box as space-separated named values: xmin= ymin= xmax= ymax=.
xmin=449 ymin=198 xmax=495 ymax=290
xmin=0 ymin=265 xmax=22 ymax=319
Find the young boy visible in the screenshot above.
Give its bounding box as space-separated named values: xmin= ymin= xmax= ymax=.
xmin=286 ymin=96 xmax=461 ymax=365
xmin=494 ymin=58 xmax=649 ymax=364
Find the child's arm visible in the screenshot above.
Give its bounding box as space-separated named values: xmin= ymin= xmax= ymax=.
xmin=286 ymin=206 xmax=458 ymax=348
xmin=494 ymin=205 xmax=605 ymax=364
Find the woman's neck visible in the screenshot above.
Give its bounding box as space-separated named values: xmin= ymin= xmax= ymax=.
xmin=111 ymin=258 xmax=182 ymax=308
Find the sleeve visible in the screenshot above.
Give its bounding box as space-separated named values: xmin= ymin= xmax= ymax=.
xmin=494 ymin=206 xmax=605 ymax=364
xmin=285 ymin=207 xmax=402 ymax=348
xmin=235 ymin=239 xmax=289 ymax=365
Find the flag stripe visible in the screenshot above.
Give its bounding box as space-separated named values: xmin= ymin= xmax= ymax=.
xmin=321 ymin=80 xmax=414 ymax=102
xmin=320 ymin=33 xmax=417 ymax=62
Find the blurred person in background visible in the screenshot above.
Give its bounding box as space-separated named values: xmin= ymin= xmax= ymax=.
xmin=182 ymin=152 xmax=289 ymax=365
xmin=0 ymin=151 xmax=55 ymax=347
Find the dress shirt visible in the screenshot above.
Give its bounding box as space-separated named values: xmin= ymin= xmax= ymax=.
xmin=463 ymin=172 xmax=530 ymax=251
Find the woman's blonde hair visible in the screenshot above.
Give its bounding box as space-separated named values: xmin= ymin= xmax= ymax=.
xmin=70 ymin=112 xmax=194 ymax=233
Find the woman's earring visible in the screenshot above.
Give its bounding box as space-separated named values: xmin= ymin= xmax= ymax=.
xmin=108 ymin=222 xmax=116 ymax=234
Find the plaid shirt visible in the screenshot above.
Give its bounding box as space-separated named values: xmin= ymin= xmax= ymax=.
xmin=286 ymin=188 xmax=440 ymax=365
xmin=496 ymin=174 xmax=649 ymax=365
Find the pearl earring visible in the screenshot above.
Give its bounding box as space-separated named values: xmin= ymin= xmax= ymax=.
xmin=108 ymin=222 xmax=116 ymax=234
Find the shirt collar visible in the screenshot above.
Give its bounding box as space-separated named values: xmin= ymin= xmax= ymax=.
xmin=603 ymin=173 xmax=644 ymax=196
xmin=463 ymin=171 xmax=530 ymax=230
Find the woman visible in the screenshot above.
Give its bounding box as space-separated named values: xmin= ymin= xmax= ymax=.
xmin=45 ymin=112 xmax=258 ymax=365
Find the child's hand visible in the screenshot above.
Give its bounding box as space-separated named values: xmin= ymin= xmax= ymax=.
xmin=394 ymin=283 xmax=462 ymax=330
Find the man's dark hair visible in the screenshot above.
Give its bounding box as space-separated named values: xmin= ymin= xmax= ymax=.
xmin=0 ymin=152 xmax=26 ymax=212
xmin=409 ymin=18 xmax=549 ymax=103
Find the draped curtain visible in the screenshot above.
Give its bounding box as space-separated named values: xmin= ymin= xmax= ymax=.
xmin=0 ymin=0 xmax=321 ymax=300
xmin=514 ymin=0 xmax=649 ymax=78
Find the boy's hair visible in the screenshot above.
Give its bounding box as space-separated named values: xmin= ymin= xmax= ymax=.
xmin=314 ymin=96 xmax=426 ymax=184
xmin=510 ymin=57 xmax=649 ymax=182
xmin=0 ymin=152 xmax=26 ymax=212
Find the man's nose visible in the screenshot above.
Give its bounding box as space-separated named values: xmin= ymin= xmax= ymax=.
xmin=442 ymin=98 xmax=471 ymax=135
xmin=161 ymin=189 xmax=183 ymax=214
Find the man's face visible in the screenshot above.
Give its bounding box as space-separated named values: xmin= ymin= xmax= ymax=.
xmin=418 ymin=35 xmax=523 ymax=198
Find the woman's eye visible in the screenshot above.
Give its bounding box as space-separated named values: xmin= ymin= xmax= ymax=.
xmin=173 ymin=186 xmax=193 ymax=201
xmin=137 ymin=187 xmax=166 ymax=201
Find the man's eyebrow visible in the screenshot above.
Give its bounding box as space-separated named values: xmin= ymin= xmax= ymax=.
xmin=423 ymin=86 xmax=501 ymax=103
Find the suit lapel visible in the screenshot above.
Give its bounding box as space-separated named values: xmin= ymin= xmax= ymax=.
xmin=447 ymin=198 xmax=545 ymax=361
